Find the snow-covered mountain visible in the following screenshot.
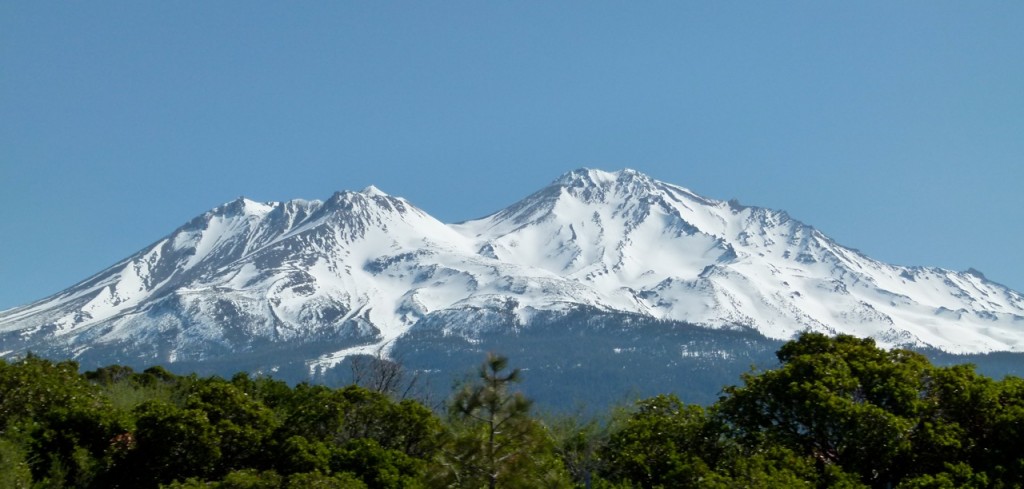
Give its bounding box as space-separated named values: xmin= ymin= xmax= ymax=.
xmin=2 ymin=169 xmax=1023 ymax=382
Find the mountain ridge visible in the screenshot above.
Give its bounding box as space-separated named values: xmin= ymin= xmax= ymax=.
xmin=2 ymin=168 xmax=1022 ymax=375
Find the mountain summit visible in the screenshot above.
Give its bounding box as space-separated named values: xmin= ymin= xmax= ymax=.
xmin=2 ymin=169 xmax=1022 ymax=380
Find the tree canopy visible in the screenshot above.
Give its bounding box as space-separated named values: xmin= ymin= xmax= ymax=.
xmin=0 ymin=333 xmax=1021 ymax=488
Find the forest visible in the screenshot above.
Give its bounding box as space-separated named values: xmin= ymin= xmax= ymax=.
xmin=1 ymin=332 xmax=1022 ymax=488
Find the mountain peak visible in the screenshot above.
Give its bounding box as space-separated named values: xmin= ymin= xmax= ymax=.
xmin=554 ymin=168 xmax=649 ymax=187
xmin=549 ymin=168 xmax=660 ymax=205
xmin=214 ymin=196 xmax=275 ymax=218
xmin=321 ymin=188 xmax=413 ymax=221
xmin=361 ymin=185 xmax=388 ymax=197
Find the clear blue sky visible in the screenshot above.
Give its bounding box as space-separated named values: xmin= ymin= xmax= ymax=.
xmin=2 ymin=2 xmax=1022 ymax=310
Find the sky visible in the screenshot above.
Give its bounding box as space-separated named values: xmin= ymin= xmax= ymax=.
xmin=1 ymin=2 xmax=1022 ymax=310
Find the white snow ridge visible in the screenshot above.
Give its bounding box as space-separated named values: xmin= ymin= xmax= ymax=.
xmin=2 ymin=168 xmax=1023 ymax=373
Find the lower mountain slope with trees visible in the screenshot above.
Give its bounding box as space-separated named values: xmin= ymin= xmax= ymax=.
xmin=1 ymin=333 xmax=1022 ymax=488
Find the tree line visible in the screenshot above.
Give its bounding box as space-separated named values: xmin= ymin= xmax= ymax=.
xmin=1 ymin=332 xmax=1022 ymax=488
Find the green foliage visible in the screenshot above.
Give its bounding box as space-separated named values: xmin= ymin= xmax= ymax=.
xmin=0 ymin=355 xmax=104 ymax=430
xmin=184 ymin=379 xmax=280 ymax=470
xmin=718 ymin=333 xmax=929 ymax=485
xmin=329 ymin=385 xmax=441 ymax=458
xmin=437 ymin=353 xmax=571 ymax=488
xmin=0 ymin=355 xmax=118 ymax=487
xmin=165 ymin=469 xmax=368 ymax=489
xmin=546 ymin=411 xmax=619 ymax=488
xmin=114 ymin=401 xmax=223 ymax=486
xmin=715 ymin=332 xmax=1024 ymax=487
xmin=278 ymin=436 xmax=332 ymax=475
xmin=284 ymin=471 xmax=367 ymax=489
xmin=99 ymin=379 xmax=175 ymax=411
xmin=712 ymin=445 xmax=820 ymax=488
xmin=596 ymin=393 xmax=831 ymax=488
xmin=230 ymin=373 xmax=294 ymax=411
xmin=27 ymin=401 xmax=126 ymax=486
xmin=164 ymin=469 xmax=285 ymax=489
xmin=2 ymin=334 xmax=1023 ymax=488
xmin=0 ymin=435 xmax=32 ymax=488
xmin=896 ymin=462 xmax=990 ymax=489
xmin=331 ymin=438 xmax=425 ymax=489
xmin=601 ymin=395 xmax=721 ymax=487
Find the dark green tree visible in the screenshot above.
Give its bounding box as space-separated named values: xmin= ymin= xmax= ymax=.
xmin=436 ymin=353 xmax=569 ymax=488
xmin=165 ymin=469 xmax=284 ymax=489
xmin=718 ymin=333 xmax=931 ymax=487
xmin=0 ymin=356 xmax=103 ymax=431
xmin=0 ymin=356 xmax=118 ymax=487
xmin=184 ymin=378 xmax=280 ymax=472
xmin=330 ymin=438 xmax=425 ymax=489
xmin=911 ymin=365 xmax=1024 ymax=486
xmin=547 ymin=412 xmax=616 ymax=489
xmin=108 ymin=401 xmax=222 ymax=487
xmin=270 ymin=383 xmax=441 ymax=486
xmin=0 ymin=435 xmax=32 ymax=488
xmin=284 ymin=471 xmax=367 ymax=489
xmin=601 ymin=395 xmax=720 ymax=488
xmin=277 ymin=435 xmax=332 ymax=475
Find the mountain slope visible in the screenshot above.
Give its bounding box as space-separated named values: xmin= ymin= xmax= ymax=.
xmin=454 ymin=169 xmax=1024 ymax=352
xmin=2 ymin=169 xmax=1022 ymax=378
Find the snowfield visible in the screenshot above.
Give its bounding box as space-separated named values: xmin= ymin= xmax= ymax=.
xmin=2 ymin=168 xmax=1023 ymax=370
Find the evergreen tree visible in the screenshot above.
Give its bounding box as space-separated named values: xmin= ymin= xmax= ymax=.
xmin=436 ymin=353 xmax=569 ymax=488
